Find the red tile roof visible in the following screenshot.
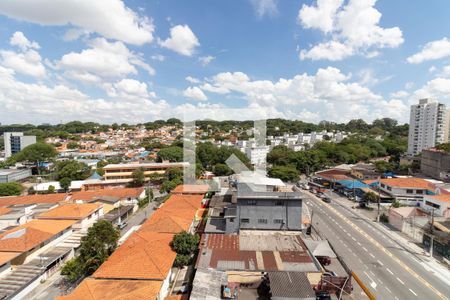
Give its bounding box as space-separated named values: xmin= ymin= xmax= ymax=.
xmin=57 ymin=278 xmax=162 ymax=300
xmin=69 ymin=188 xmax=144 ymax=201
xmin=93 ymin=231 xmax=176 ymax=280
xmin=0 ymin=219 xmax=75 ymax=252
xmin=380 ymin=178 xmax=435 ymax=190
xmin=172 ymin=184 xmax=209 ymax=194
xmin=37 ymin=203 xmax=102 ymax=220
xmin=0 ymin=193 xmax=68 ymax=207
xmin=427 ymin=194 xmax=450 ymax=203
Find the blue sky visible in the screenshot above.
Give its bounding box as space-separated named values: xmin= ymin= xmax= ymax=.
xmin=0 ymin=0 xmax=449 ymax=125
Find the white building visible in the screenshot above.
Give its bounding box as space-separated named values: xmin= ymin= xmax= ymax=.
xmin=245 ymin=146 xmax=270 ymax=165
xmin=407 ymin=99 xmax=449 ymax=156
xmin=3 ymin=132 xmax=36 ymax=158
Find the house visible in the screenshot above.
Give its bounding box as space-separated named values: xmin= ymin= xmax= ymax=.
xmin=268 ymin=271 xmax=316 ymax=300
xmin=69 ymin=187 xmax=145 ymax=213
xmin=422 ymin=194 xmax=450 ymax=217
xmin=57 ymin=278 xmax=163 ymax=300
xmin=377 ymin=178 xmax=437 ymax=204
xmin=37 ymin=203 xmax=103 ymax=231
xmin=0 ymin=219 xmax=75 ymax=264
xmin=350 ymin=164 xmax=380 ymax=180
xmin=388 ymin=207 xmax=428 ymax=241
xmin=171 ymin=184 xmax=209 ymax=195
xmin=0 ymin=252 xmax=20 ymax=276
xmin=0 ymin=193 xmax=68 ymax=207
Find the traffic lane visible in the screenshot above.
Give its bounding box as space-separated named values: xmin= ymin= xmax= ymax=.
xmin=327 ymin=196 xmax=450 ymax=296
xmin=310 ymin=201 xmax=422 ymax=300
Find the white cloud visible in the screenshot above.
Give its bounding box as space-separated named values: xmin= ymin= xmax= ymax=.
xmin=0 ymin=65 xmax=168 ymax=124
xmin=442 ymin=66 xmax=450 ymax=77
xmin=10 ymin=31 xmax=40 ymax=51
xmin=299 ymin=40 xmax=353 ymax=61
xmin=199 ymin=55 xmax=215 ymax=66
xmin=185 ymin=76 xmax=200 ymax=84
xmin=390 ymin=90 xmax=408 ymax=98
xmin=104 ymin=78 xmax=155 ymax=99
xmin=414 ymin=77 xmax=450 ymax=100
xmin=189 ymin=67 xmax=410 ymax=122
xmin=0 ymin=32 xmax=46 ymax=77
xmin=0 ymin=0 xmax=153 ymax=45
xmin=407 ymin=38 xmax=450 ymax=64
xmin=151 ymin=54 xmax=165 ymax=61
xmin=183 ymin=86 xmax=207 ymax=101
xmin=58 ymin=38 xmax=154 ymax=84
xmin=249 ymin=0 xmax=279 ymax=18
xmin=298 ymin=0 xmax=403 ymax=61
xmin=159 ymin=25 xmax=200 ymax=56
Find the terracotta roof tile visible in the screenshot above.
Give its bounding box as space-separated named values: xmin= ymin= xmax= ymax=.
xmin=0 ymin=207 xmax=11 ymax=216
xmin=69 ymin=188 xmax=144 ymax=201
xmin=380 ymin=178 xmax=435 ymax=189
xmin=0 ymin=193 xmax=68 ymax=207
xmin=0 ymin=219 xmax=75 ymax=252
xmin=172 ymin=184 xmax=209 ymax=194
xmin=0 ymin=252 xmax=19 ymax=265
xmin=427 ymin=194 xmax=450 ymax=202
xmin=57 ymin=278 xmax=162 ymax=300
xmin=93 ymin=231 xmax=176 ymax=280
xmin=37 ymin=203 xmax=102 ymax=220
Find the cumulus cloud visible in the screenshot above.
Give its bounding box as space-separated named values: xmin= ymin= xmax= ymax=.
xmin=298 ymin=0 xmax=403 ymax=61
xmin=414 ymin=77 xmax=450 ymax=100
xmin=249 ymin=0 xmax=279 ymax=18
xmin=159 ymin=25 xmax=200 ymax=56
xmin=199 ymin=55 xmax=215 ymax=66
xmin=185 ymin=76 xmax=200 ymax=84
xmin=57 ymin=38 xmax=154 ymax=84
xmin=183 ymin=86 xmax=207 ymax=101
xmin=0 ymin=31 xmax=46 ymax=77
xmin=0 ymin=65 xmax=168 ymax=124
xmin=407 ymin=38 xmax=450 ymax=64
xmin=0 ymin=0 xmax=153 ymax=45
xmin=104 ymin=79 xmax=155 ymax=99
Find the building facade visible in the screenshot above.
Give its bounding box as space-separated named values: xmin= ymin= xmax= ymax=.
xmin=420 ymin=148 xmax=450 ymax=180
xmin=407 ymin=99 xmax=449 ymax=156
xmin=102 ymin=162 xmax=188 ymax=182
xmin=0 ymin=169 xmax=32 ymax=183
xmin=3 ymin=132 xmax=36 ymax=158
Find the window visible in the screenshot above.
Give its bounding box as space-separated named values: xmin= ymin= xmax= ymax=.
xmin=381 ymin=183 xmax=385 ymax=188
xmin=274 ymin=200 xmax=284 ymax=206
xmin=416 ymin=190 xmax=423 ymax=194
xmin=240 ymin=218 xmax=250 ymax=223
xmin=274 ymin=219 xmax=284 ymax=224
xmin=247 ymin=200 xmax=257 ymax=205
xmin=258 ymin=219 xmax=268 ymax=224
xmin=387 ymin=186 xmax=392 ymax=191
xmin=425 ymin=201 xmax=439 ymax=209
xmin=229 ymin=218 xmax=235 ymax=223
xmin=406 ymin=189 xmax=413 ymax=194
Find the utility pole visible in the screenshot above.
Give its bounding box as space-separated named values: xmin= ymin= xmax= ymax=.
xmin=376 ymin=177 xmax=381 ymax=222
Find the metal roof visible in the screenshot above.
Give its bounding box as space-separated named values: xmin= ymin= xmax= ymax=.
xmin=268 ymin=271 xmax=316 ymax=300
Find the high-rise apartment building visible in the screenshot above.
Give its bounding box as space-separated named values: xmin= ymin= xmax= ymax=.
xmin=407 ymin=98 xmax=449 ymax=156
xmin=3 ymin=132 xmax=36 ymax=158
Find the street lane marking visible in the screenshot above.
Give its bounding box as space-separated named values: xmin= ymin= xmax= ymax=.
xmin=357 ymin=242 xmax=361 ymax=246
xmin=386 ymin=268 xmax=393 ymax=275
xmin=377 ymin=260 xmax=384 ymax=266
xmin=362 ymin=247 xmax=368 ymax=252
xmin=369 ymin=253 xmax=375 ymax=258
xmin=309 ymin=193 xmax=449 ymax=300
xmin=409 ymin=289 xmax=418 ymax=296
xmin=386 ymin=287 xmax=392 ymax=294
xmin=397 ymin=277 xmax=404 ymax=285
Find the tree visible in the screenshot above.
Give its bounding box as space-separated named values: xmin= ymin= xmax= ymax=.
xmin=48 ymin=185 xmax=56 ymax=193
xmin=129 ymin=167 xmax=145 ymax=187
xmin=61 ymin=220 xmax=119 ymax=282
xmin=268 ymin=166 xmax=299 ymax=182
xmin=160 ymin=178 xmax=181 ymax=194
xmin=14 ymin=143 xmax=57 ymax=175
xmin=364 ymin=191 xmax=379 ymax=204
xmin=59 ymin=177 xmax=72 ymax=191
xmin=0 ymin=182 xmax=24 ymax=196
xmin=166 ymin=167 xmax=183 ymax=181
xmin=55 ymin=160 xmax=91 ymax=180
xmin=66 ymin=141 xmax=79 ymax=149
xmin=170 ymin=231 xmax=199 ymax=267
xmin=156 ymin=146 xmax=183 ymax=162
xmin=213 ymin=163 xmax=232 ymax=176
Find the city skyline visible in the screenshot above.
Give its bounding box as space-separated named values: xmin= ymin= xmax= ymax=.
xmin=0 ymin=1 xmax=449 ymax=125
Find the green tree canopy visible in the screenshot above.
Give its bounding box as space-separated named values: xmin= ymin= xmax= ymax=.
xmin=0 ymin=182 xmax=24 ymax=196
xmin=157 ymin=146 xmax=183 ymax=162
xmin=59 ymin=177 xmax=72 ymax=191
xmin=14 ymin=143 xmax=57 ymax=174
xmin=268 ymin=165 xmax=299 ymax=182
xmin=61 ymin=220 xmax=119 ymax=282
xmin=170 ymin=231 xmax=200 ymax=255
xmin=55 ymin=160 xmax=91 ymax=180
xmin=129 ymin=167 xmax=145 ymax=187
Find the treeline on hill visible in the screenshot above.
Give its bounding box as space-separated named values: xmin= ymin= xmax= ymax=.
xmin=267 ymin=118 xmax=409 ymax=182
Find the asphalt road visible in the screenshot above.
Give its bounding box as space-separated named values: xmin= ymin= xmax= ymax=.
xmin=304 ymin=190 xmax=450 ymax=300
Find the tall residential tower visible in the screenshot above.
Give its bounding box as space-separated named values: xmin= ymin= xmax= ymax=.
xmin=407 ymin=98 xmax=449 ymax=156
xmin=3 ymin=132 xmax=36 ymax=158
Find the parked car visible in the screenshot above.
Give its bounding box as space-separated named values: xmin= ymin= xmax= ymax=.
xmin=322 ymin=196 xmax=331 ymax=203
xmin=117 ymin=222 xmax=127 ymax=230
xmin=315 ymin=290 xmax=331 ymax=300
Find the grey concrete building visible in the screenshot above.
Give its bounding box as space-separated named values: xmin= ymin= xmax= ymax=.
xmin=0 ymin=169 xmax=32 ymax=183
xmin=3 ymin=132 xmax=36 ymax=158
xmin=420 ymin=148 xmax=450 ymax=180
